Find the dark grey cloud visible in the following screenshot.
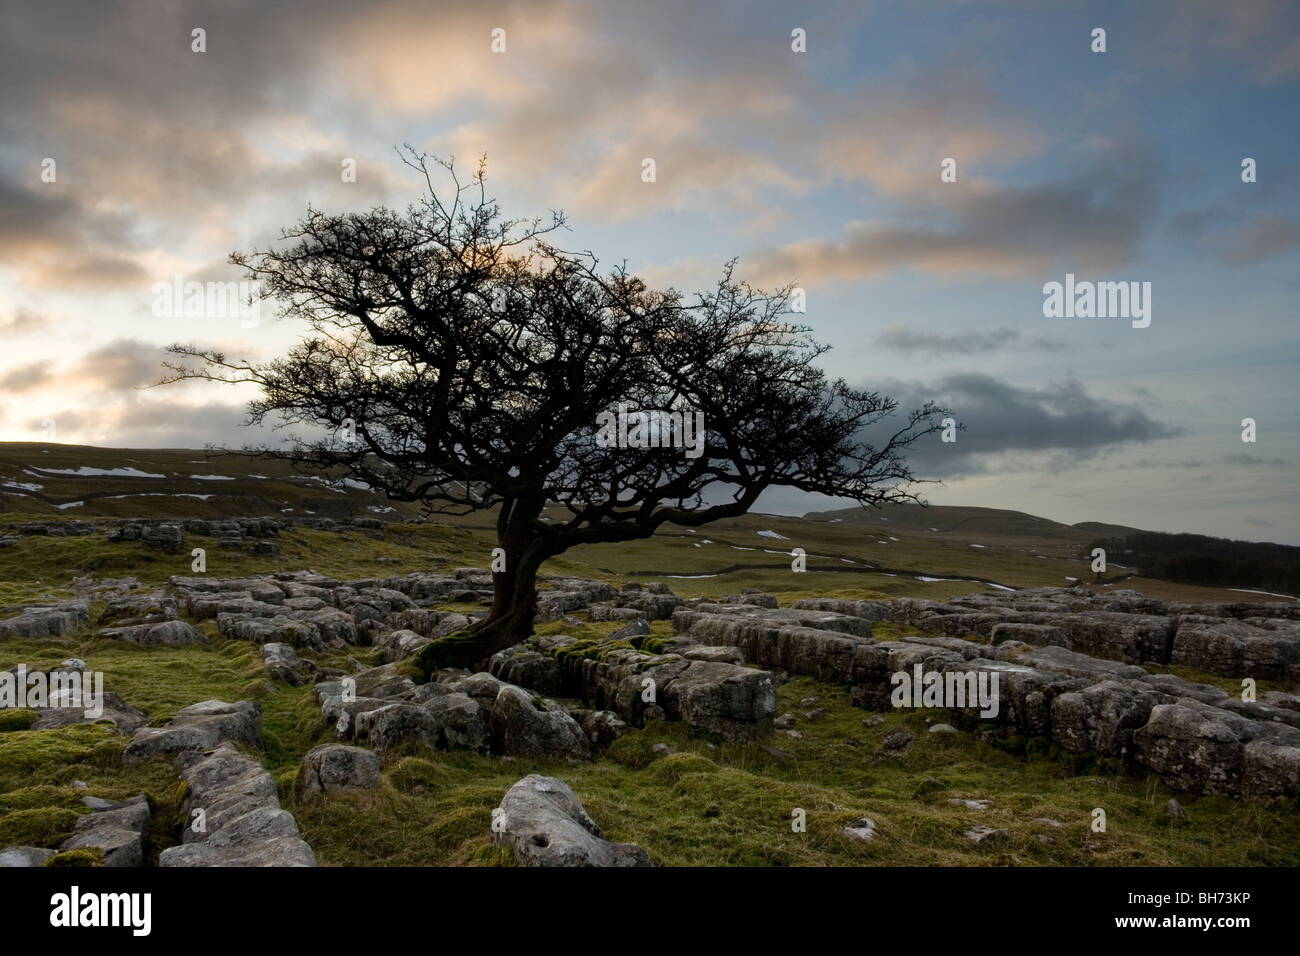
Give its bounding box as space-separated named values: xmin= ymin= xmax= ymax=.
xmin=0 ymin=173 xmax=148 ymax=288
xmin=70 ymin=339 xmax=172 ymax=391
xmin=864 ymin=373 xmax=1183 ymax=480
xmin=876 ymin=323 xmax=1064 ymax=356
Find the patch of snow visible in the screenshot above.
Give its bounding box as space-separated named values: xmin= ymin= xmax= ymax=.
xmin=969 ymin=544 xmax=986 ymax=550
xmin=102 ymin=493 xmax=213 ymax=500
xmin=3 ymin=481 xmax=43 ymax=492
xmin=191 ymin=474 xmax=236 ymax=481
xmin=280 ymin=508 xmax=294 ymax=513
xmin=691 ymin=543 xmax=701 ymax=548
xmin=889 ymin=536 xmax=899 ymax=541
xmin=367 ymin=506 xmax=396 ymax=514
xmin=731 ymin=546 xmax=757 ymax=551
xmin=248 ymin=474 xmax=269 ymax=479
xmin=55 ymin=501 xmax=84 ymax=509
xmin=987 ymin=583 xmax=1016 ymax=592
xmin=916 ymin=575 xmax=962 ymax=583
xmin=929 ymin=527 xmax=940 ymax=532
xmin=1065 ymin=576 xmax=1078 ymax=582
xmin=840 ymin=558 xmax=855 ymax=564
xmin=829 ymin=518 xmax=843 ymax=523
xmin=1227 ymin=588 xmax=1298 ymax=600
xmin=662 ymin=573 xmax=721 ymax=578
xmin=341 ymin=478 xmax=371 ymax=490
xmin=877 ymin=540 xmax=888 ymax=544
xmin=41 ymin=466 xmax=165 ymax=478
xmin=757 ymin=529 xmax=788 ymax=540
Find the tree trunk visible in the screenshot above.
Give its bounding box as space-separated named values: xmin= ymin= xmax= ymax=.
xmin=415 ymin=498 xmax=548 ymax=676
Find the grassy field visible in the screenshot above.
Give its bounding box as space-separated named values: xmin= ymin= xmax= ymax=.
xmin=1 ymin=442 xmax=1297 ymax=866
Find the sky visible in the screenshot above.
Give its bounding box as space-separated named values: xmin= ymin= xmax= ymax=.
xmin=0 ymin=0 xmax=1297 ymax=541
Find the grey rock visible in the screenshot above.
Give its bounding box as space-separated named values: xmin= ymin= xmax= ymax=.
xmin=97 ymin=619 xmax=204 ymax=646
xmin=298 ymin=743 xmax=381 ymax=794
xmin=0 ymin=846 xmax=56 ymax=867
xmin=61 ymin=793 xmax=150 ymax=866
xmin=964 ymin=825 xmax=1008 ymax=846
xmin=492 ymin=774 xmax=651 ymax=867
xmin=160 ymin=742 xmax=314 ymax=867
xmin=124 ymin=699 xmax=261 ymax=762
xmin=491 ymin=685 xmax=591 ymax=760
xmin=260 ymin=642 xmax=313 ymax=685
xmin=609 ymin=618 xmax=652 ymax=640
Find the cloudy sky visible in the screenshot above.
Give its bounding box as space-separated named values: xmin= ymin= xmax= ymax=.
xmin=1 ymin=0 xmax=1297 ymax=541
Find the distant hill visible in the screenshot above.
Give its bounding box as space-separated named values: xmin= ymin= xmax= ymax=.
xmin=0 ymin=442 xmax=425 ymax=520
xmin=804 ymin=502 xmax=1142 ymax=544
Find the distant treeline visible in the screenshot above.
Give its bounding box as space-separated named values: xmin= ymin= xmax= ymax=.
xmin=1088 ymin=531 xmax=1300 ymax=595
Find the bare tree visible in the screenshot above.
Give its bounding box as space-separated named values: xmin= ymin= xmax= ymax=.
xmin=161 ymin=149 xmax=947 ymax=671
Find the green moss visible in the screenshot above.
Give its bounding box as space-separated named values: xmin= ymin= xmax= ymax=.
xmin=554 ymin=638 xmax=638 ymax=665
xmin=470 ymin=843 xmax=516 ymax=866
xmin=0 ymin=785 xmax=81 ymax=811
xmin=44 ymin=847 xmax=106 ymax=867
xmin=0 ymin=710 xmax=40 ymax=732
xmin=240 ymin=678 xmax=274 ymax=700
xmin=0 ymin=806 xmax=82 ymax=847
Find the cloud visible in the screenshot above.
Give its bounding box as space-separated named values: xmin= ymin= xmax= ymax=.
xmin=1218 ymin=215 xmax=1300 ymax=266
xmin=0 ymin=359 xmax=54 ymax=392
xmin=0 ymin=174 xmax=150 ymax=290
xmin=865 ymin=373 xmax=1182 ymax=480
xmin=67 ymin=339 xmax=173 ymax=392
xmin=0 ymin=308 xmax=48 ymax=334
xmin=1225 ymin=452 xmax=1288 ymax=467
xmin=876 ymin=323 xmax=1064 ymax=355
xmin=749 ymin=143 xmax=1164 ymax=286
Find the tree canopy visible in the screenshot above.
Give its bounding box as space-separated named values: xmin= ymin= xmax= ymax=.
xmin=163 ymin=149 xmax=947 ymax=668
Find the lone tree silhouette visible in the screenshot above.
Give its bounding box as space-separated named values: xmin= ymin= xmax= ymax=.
xmin=162 ymin=150 xmax=947 ymax=672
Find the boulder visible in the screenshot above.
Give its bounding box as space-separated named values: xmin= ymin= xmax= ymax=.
xmin=0 ymin=846 xmax=56 ymax=867
xmin=124 ymin=699 xmax=261 ymax=762
xmin=96 ymin=620 xmax=204 ymax=646
xmin=140 ymin=523 xmax=184 ymax=553
xmin=491 ymin=685 xmax=591 ymax=760
xmin=492 ymin=775 xmax=651 ymax=867
xmin=60 ymin=794 xmax=150 ymax=867
xmin=261 ymin=642 xmax=313 ymax=685
xmin=160 ymin=743 xmax=315 ymax=867
xmin=298 ymin=743 xmax=381 ymax=794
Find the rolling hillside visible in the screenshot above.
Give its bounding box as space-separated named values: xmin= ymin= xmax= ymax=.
xmin=2 ymin=443 xmax=1293 ymax=606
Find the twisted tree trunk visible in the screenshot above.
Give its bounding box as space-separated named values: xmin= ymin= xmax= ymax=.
xmin=416 ymin=497 xmax=550 ymax=675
